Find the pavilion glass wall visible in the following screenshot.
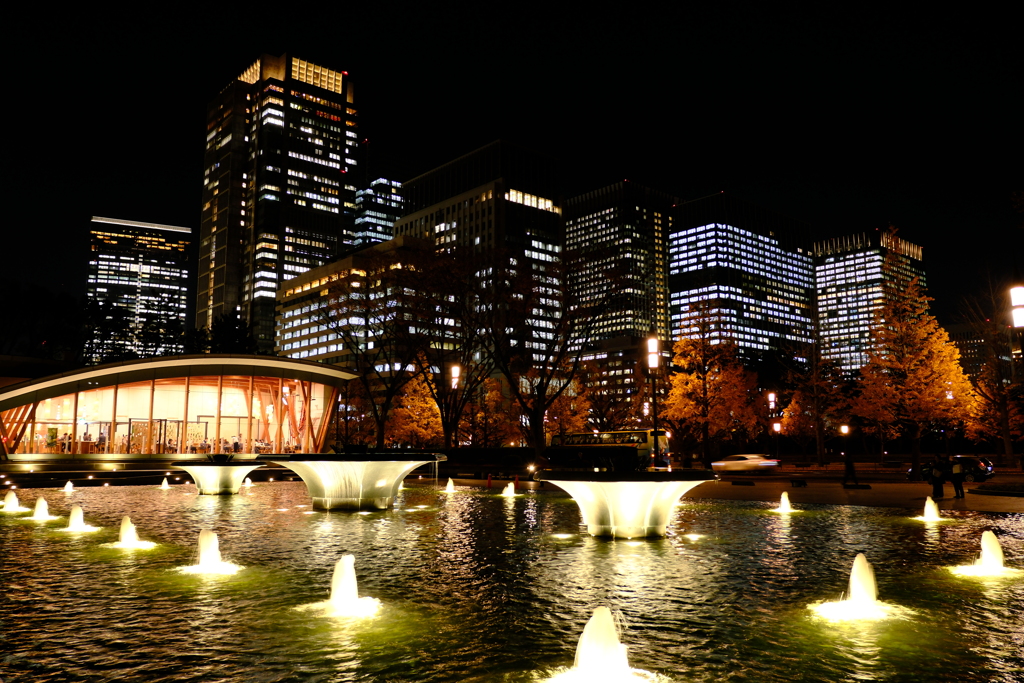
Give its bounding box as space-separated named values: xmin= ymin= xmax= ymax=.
xmin=3 ymin=375 xmax=333 ymax=456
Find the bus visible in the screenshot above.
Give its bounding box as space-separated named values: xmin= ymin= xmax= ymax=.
xmin=548 ymin=430 xmax=670 ymax=469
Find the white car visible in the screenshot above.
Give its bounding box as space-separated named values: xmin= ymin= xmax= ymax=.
xmin=710 ymin=454 xmax=780 ymax=473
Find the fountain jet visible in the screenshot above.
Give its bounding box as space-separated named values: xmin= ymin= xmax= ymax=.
xmin=109 ymin=515 xmax=156 ymax=549
xmin=160 ymin=478 xmax=171 ymax=490
xmin=809 ymin=553 xmax=905 ymax=621
xmin=501 ymin=483 xmax=516 ymax=497
xmin=63 ymin=481 xmax=74 ymax=494
xmin=772 ymin=491 xmax=794 ymax=513
xmin=445 ymin=478 xmax=456 ymax=493
xmin=63 ymin=504 xmax=100 ymax=532
xmin=178 ymin=529 xmax=243 ymax=575
xmin=31 ymin=497 xmax=58 ymax=521
xmin=295 ymin=555 xmax=381 ymax=618
xmin=913 ymin=496 xmax=944 ymax=522
xmin=545 ymin=607 xmax=659 ymax=681
xmin=2 ymin=490 xmax=30 ymax=513
xmin=950 ymin=531 xmax=1021 ymax=577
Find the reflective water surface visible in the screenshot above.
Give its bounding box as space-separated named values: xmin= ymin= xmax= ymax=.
xmin=0 ymin=483 xmax=1021 ymax=682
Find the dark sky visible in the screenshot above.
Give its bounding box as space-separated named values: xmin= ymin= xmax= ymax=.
xmin=9 ymin=6 xmax=1022 ymax=323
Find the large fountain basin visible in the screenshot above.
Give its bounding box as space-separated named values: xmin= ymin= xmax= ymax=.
xmin=536 ymin=469 xmax=717 ymax=538
xmin=172 ymin=461 xmax=264 ymax=495
xmin=270 ymin=455 xmax=444 ymax=510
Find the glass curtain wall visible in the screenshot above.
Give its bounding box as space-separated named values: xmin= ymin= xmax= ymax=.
xmin=2 ymin=375 xmax=335 ymax=457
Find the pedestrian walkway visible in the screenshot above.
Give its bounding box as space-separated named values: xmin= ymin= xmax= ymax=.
xmin=685 ymin=479 xmax=1023 ymax=513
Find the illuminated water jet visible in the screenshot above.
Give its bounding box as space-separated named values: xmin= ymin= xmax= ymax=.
xmin=109 ymin=515 xmax=156 ymax=550
xmin=63 ymin=481 xmax=74 ymax=494
xmin=268 ymin=454 xmax=445 ymax=510
xmin=545 ymin=607 xmax=661 ymax=681
xmin=297 ymin=555 xmax=381 ymax=618
xmin=950 ymin=531 xmax=1021 ymax=578
xmin=171 ymin=461 xmax=263 ymax=495
xmin=2 ymin=491 xmax=30 ymax=513
xmin=63 ymin=504 xmax=100 ymax=532
xmin=808 ymin=553 xmax=907 ymax=622
xmin=178 ymin=529 xmax=243 ymax=575
xmin=772 ymin=491 xmax=794 ymax=513
xmin=501 ymin=482 xmax=516 ymax=497
xmin=913 ymin=496 xmax=944 ymax=522
xmin=31 ymin=497 xmax=58 ymax=521
xmin=243 ymin=477 xmax=253 ymax=488
xmin=160 ymin=478 xmax=171 ymax=490
xmin=445 ymin=478 xmax=456 ymax=493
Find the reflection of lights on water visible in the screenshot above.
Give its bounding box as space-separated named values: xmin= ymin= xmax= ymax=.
xmin=684 ymin=534 xmax=703 ymax=541
xmin=624 ymin=541 xmax=643 ymax=547
xmin=303 ymin=511 xmax=316 ymax=515
xmin=358 ymin=511 xmax=372 ymax=515
xmin=277 ymin=508 xmax=289 ymax=512
xmin=552 ymin=533 xmax=575 ymax=540
xmin=414 ymin=505 xmax=429 ymax=509
xmin=296 ymin=505 xmax=309 ymax=508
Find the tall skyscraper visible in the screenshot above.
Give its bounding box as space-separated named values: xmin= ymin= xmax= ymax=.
xmin=198 ymin=54 xmax=359 ymax=350
xmin=667 ymin=193 xmax=815 ymax=357
xmin=86 ymin=217 xmax=191 ymax=362
xmin=392 ymin=141 xmax=563 ymax=362
xmin=353 ymin=178 xmax=403 ymax=247
xmin=814 ymin=230 xmax=926 ymax=373
xmin=564 ymin=181 xmax=677 ymax=405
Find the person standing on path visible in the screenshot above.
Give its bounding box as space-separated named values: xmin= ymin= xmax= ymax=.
xmin=950 ymin=457 xmax=965 ymax=498
xmin=842 ymin=450 xmax=858 ymax=486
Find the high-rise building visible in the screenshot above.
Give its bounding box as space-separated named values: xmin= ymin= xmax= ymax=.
xmin=198 ymin=54 xmax=359 ymax=350
xmin=667 ymin=193 xmax=815 ymax=357
xmin=353 ymin=178 xmax=403 ymax=247
xmin=564 ymin=181 xmax=677 ymax=405
xmin=813 ymin=231 xmax=925 ymax=373
xmin=86 ymin=217 xmax=191 ymax=362
xmin=392 ymin=141 xmax=563 ymax=362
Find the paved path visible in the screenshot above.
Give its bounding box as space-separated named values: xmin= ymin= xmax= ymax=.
xmin=684 ymin=479 xmax=1023 ymax=513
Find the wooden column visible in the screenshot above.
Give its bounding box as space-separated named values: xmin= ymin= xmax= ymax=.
xmin=181 ymin=375 xmax=191 ymax=455
xmin=146 ymin=380 xmax=155 ymax=455
xmin=214 ymin=375 xmax=223 ymax=454
xmin=246 ymin=375 xmax=255 ymax=453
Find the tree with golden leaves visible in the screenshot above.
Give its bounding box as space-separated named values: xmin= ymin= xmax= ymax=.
xmin=662 ymin=306 xmax=763 ymax=467
xmin=850 ymin=270 xmax=975 ymax=475
xmin=387 ymin=372 xmax=443 ymax=449
xmin=542 ymin=377 xmax=591 ymax=443
xmin=463 ymin=378 xmax=522 ymax=448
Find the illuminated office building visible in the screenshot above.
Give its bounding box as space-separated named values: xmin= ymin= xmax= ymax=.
xmin=565 ymin=181 xmax=677 ymax=402
xmin=814 ymin=231 xmax=925 ymax=373
xmin=198 ymin=54 xmax=359 ymax=350
xmin=393 ymin=141 xmax=563 ymax=362
xmin=353 ymin=178 xmax=403 ymax=247
xmin=667 ymin=194 xmax=815 ymax=357
xmin=86 ymin=217 xmax=191 ymax=363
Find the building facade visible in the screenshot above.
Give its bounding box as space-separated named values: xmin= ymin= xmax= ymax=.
xmin=86 ymin=217 xmax=191 ymax=363
xmin=353 ymin=178 xmax=403 ymax=247
xmin=565 ymin=181 xmax=677 ymax=406
xmin=667 ymin=194 xmax=815 ymax=357
xmin=198 ymin=54 xmax=359 ymax=350
xmin=392 ymin=141 xmax=563 ymax=364
xmin=813 ymin=231 xmax=925 ymax=373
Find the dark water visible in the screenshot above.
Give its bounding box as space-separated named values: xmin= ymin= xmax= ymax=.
xmin=0 ymin=483 xmax=1021 ymax=683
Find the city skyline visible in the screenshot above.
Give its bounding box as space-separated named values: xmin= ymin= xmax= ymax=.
xmin=8 ymin=7 xmax=1021 ymax=326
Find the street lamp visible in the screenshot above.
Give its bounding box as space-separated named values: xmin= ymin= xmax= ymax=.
xmin=647 ymin=337 xmax=661 ymax=468
xmin=450 ymin=364 xmax=461 ymax=390
xmin=772 ymin=421 xmax=782 ymax=460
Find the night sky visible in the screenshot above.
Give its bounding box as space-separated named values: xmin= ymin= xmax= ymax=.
xmin=9 ymin=6 xmax=1021 ymax=323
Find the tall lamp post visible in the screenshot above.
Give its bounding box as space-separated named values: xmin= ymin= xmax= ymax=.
xmin=449 ymin=364 xmax=461 ymax=448
xmin=1011 ymin=285 xmax=1024 ymax=381
xmin=647 ymin=337 xmax=661 ymax=469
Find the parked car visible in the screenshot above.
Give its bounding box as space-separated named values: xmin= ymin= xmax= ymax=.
xmin=711 ymin=454 xmax=780 ymax=473
xmin=907 ymin=456 xmax=995 ymax=482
